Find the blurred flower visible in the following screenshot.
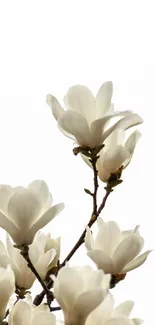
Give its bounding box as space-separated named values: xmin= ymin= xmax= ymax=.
xmin=0 ymin=180 xmax=64 ymax=245
xmin=82 ymin=128 xmax=141 ymax=182
xmin=8 ymin=294 xmax=56 ymax=325
xmin=0 ymin=231 xmax=59 ymax=290
xmin=86 ymin=292 xmax=143 ymax=325
xmin=53 ymin=264 xmax=110 ymax=325
xmin=47 ymin=82 xmax=143 ymax=149
xmin=85 ymin=219 xmax=151 ymax=275
xmin=0 ymin=265 xmax=15 ymax=321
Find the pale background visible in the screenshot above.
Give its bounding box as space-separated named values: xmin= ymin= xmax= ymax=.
xmin=0 ymin=0 xmax=154 ymax=324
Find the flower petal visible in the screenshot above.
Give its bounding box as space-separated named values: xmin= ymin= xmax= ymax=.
xmin=113 ymin=234 xmax=144 ymax=273
xmin=95 ymin=81 xmax=113 ymax=117
xmin=123 ymin=250 xmax=152 ymax=273
xmin=105 ymin=317 xmax=134 ymax=325
xmin=58 ymin=110 xmax=93 ymax=147
xmin=64 ymin=85 xmax=95 ymax=125
xmin=30 ymin=203 xmax=64 ymax=238
xmin=85 ymin=227 xmax=95 ymax=250
xmin=7 ymin=188 xmax=41 ymax=230
xmin=8 ymin=300 xmax=31 ymax=325
xmin=87 ymin=250 xmax=113 ymax=273
xmin=36 ymin=248 xmax=56 ymax=279
xmin=75 ymin=289 xmax=105 ymax=323
xmin=28 ymin=180 xmax=53 ymax=207
xmin=132 ymin=318 xmax=143 ymax=325
xmin=31 ymin=304 xmax=56 ymax=325
xmin=46 ymin=94 xmax=65 ymax=120
xmin=102 ymin=114 xmax=143 ymax=142
xmin=0 ymin=185 xmax=14 ymax=214
xmin=0 ymin=212 xmax=19 ymax=242
xmin=113 ymin=300 xmax=134 ymax=317
xmin=125 ymin=131 xmax=141 ymax=154
xmin=86 ymin=293 xmax=114 ymax=325
xmin=96 ymin=219 xmax=121 ymax=257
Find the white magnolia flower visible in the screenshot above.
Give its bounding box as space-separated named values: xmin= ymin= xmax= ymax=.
xmin=47 ymin=82 xmax=143 ymax=149
xmin=85 ymin=218 xmax=151 ymax=275
xmin=0 ymin=180 xmax=64 ymax=245
xmin=82 ymin=128 xmax=141 ymax=182
xmin=3 ymin=232 xmax=57 ymax=290
xmin=53 ymin=265 xmax=110 ymax=325
xmin=86 ymin=293 xmax=143 ymax=325
xmin=8 ymin=295 xmax=56 ymax=325
xmin=0 ymin=265 xmax=15 ymax=321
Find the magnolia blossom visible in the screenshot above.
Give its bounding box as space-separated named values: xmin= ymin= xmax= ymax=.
xmin=0 ymin=265 xmax=15 ymax=321
xmin=86 ymin=293 xmax=143 ymax=325
xmin=53 ymin=265 xmax=110 ymax=325
xmin=0 ymin=231 xmax=59 ymax=290
xmin=47 ymin=82 xmax=143 ymax=149
xmin=82 ymin=128 xmax=141 ymax=182
xmin=8 ymin=295 xmax=56 ymax=325
xmin=85 ymin=218 xmax=151 ymax=274
xmin=0 ymin=180 xmax=64 ymax=245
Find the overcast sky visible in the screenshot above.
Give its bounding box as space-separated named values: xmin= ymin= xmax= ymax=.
xmin=0 ymin=1 xmax=154 ymax=324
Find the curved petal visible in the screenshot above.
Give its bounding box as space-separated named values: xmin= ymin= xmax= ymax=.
xmin=75 ymin=289 xmax=104 ymax=322
xmin=7 ymin=188 xmax=41 ymax=230
xmin=30 ymin=203 xmax=65 ymax=238
xmin=87 ymin=250 xmax=113 ymax=273
xmin=0 ymin=212 xmax=19 ymax=242
xmin=123 ymin=250 xmax=152 ymax=273
xmin=95 ymin=81 xmax=113 ymax=117
xmin=28 ymin=180 xmax=53 ymax=207
xmin=87 ymin=293 xmax=114 ymax=325
xmin=104 ymin=129 xmax=125 ymax=150
xmin=96 ymin=219 xmax=121 ymax=257
xmin=8 ymin=300 xmax=31 ymax=325
xmin=0 ymin=185 xmax=14 ymax=214
xmin=85 ymin=227 xmax=95 ymax=250
xmin=132 ymin=318 xmax=143 ymax=325
xmin=64 ymin=85 xmax=95 ymax=125
xmin=46 ymin=94 xmax=65 ymax=120
xmin=106 ymin=317 xmax=134 ymax=325
xmin=113 ymin=300 xmax=134 ymax=317
xmin=36 ymin=248 xmax=56 ymax=279
xmin=113 ymin=234 xmax=144 ymax=273
xmin=31 ymin=304 xmax=56 ymax=325
xmin=102 ymin=114 xmax=143 ymax=142
xmin=58 ymin=110 xmax=93 ymax=147
xmin=125 ymin=130 xmax=141 ymax=154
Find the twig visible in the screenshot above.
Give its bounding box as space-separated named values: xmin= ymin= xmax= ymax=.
xmin=19 ymin=245 xmax=54 ymax=306
xmin=50 ymin=306 xmax=61 ymax=312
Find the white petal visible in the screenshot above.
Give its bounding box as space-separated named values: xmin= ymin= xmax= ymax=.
xmin=132 ymin=318 xmax=143 ymax=325
xmin=105 ymin=317 xmax=134 ymax=325
xmin=0 ymin=212 xmax=19 ymax=243
xmin=113 ymin=234 xmax=144 ymax=273
xmin=64 ymin=85 xmax=95 ymax=125
xmin=103 ymin=114 xmax=143 ymax=142
xmin=8 ymin=300 xmax=31 ymax=325
xmin=95 ymin=81 xmax=113 ymax=117
xmin=85 ymin=227 xmax=95 ymax=250
xmin=96 ymin=219 xmax=121 ymax=257
xmin=7 ymin=188 xmax=41 ymax=230
xmin=46 ymin=94 xmax=65 ymax=120
xmin=87 ymin=250 xmax=113 ymax=273
xmin=104 ymin=129 xmax=125 ymax=150
xmin=0 ymin=185 xmax=14 ymax=214
xmin=31 ymin=304 xmax=56 ymax=325
xmin=58 ymin=110 xmax=93 ymax=147
xmin=54 ymin=266 xmax=83 ymax=311
xmin=113 ymin=301 xmax=134 ymax=317
xmin=87 ymin=293 xmax=114 ymax=325
xmin=125 ymin=130 xmax=141 ymax=154
xmin=28 ymin=180 xmax=53 ymax=207
xmin=36 ymin=249 xmax=56 ymax=279
xmin=123 ymin=250 xmax=152 ymax=273
xmin=30 ymin=203 xmax=64 ymax=238
xmin=75 ymin=289 xmax=104 ymax=322
xmin=0 ymin=266 xmax=15 ymax=320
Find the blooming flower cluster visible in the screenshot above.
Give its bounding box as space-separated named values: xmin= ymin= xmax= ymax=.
xmin=0 ymin=81 xmax=151 ymax=325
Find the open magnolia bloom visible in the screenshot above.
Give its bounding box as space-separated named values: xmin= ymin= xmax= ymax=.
xmin=0 ymin=265 xmax=15 ymax=321
xmin=85 ymin=219 xmax=151 ymax=275
xmin=86 ymin=293 xmax=143 ymax=325
xmin=53 ymin=265 xmax=111 ymax=325
xmin=8 ymin=294 xmax=56 ymax=325
xmin=46 ymin=81 xmax=143 ymax=149
xmin=0 ymin=231 xmax=58 ymax=290
xmin=0 ymin=180 xmax=64 ymax=245
xmin=82 ymin=128 xmax=141 ymax=182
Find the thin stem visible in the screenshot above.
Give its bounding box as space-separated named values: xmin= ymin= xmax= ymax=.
xmin=20 ymin=245 xmax=54 ymax=306
xmin=50 ymin=306 xmax=61 ymax=312
xmin=90 ymin=156 xmax=99 ymax=217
